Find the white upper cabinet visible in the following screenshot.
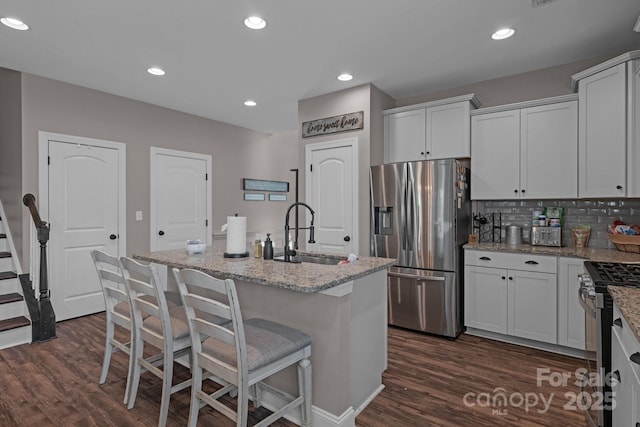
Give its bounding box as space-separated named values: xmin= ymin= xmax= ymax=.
xmin=520 ymin=101 xmax=578 ymax=199
xmin=471 ymin=97 xmax=578 ymax=200
xmin=470 ymin=110 xmax=520 ymax=199
xmin=571 ymin=50 xmax=640 ymax=198
xmin=384 ymin=109 xmax=426 ymax=163
xmin=577 ymin=63 xmax=627 ymax=197
xmin=384 ymin=94 xmax=479 ymax=163
xmin=628 ymin=59 xmax=640 ymax=197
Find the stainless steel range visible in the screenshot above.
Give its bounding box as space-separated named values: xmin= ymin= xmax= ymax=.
xmin=578 ymin=261 xmax=640 ymax=427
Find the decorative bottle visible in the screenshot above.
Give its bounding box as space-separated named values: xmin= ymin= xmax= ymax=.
xmin=253 ymin=234 xmax=262 ymax=259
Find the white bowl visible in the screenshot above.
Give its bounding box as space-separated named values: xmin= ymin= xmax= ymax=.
xmin=186 ymin=239 xmax=206 ymax=254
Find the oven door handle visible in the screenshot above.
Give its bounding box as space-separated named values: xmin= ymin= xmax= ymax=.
xmin=578 ymin=286 xmax=597 ymax=319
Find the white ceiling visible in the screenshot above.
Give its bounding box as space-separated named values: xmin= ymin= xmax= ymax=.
xmin=1 ymin=0 xmax=639 ymax=134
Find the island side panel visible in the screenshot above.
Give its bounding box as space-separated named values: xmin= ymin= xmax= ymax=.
xmin=350 ymin=269 xmax=388 ymax=412
xmin=234 ymin=278 xmax=354 ymax=419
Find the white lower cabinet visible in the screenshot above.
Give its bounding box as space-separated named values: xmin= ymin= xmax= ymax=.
xmin=508 ymin=270 xmax=557 ymax=344
xmin=557 ymin=257 xmax=587 ymax=350
xmin=464 ymin=250 xmax=557 ymax=344
xmin=611 ymin=303 xmax=640 ymax=426
xmin=464 ymin=266 xmax=508 ymax=334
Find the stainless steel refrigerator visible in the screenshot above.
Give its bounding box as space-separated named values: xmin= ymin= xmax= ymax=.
xmin=370 ymin=159 xmax=471 ymax=338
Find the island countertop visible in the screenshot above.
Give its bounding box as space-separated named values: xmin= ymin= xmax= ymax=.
xmin=134 ymin=242 xmax=395 ymax=293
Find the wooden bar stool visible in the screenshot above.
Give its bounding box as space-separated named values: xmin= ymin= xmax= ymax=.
xmin=173 ymin=267 xmax=312 ymax=427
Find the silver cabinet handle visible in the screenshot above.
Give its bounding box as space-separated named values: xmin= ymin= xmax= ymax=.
xmin=387 ymin=271 xmax=445 ymax=281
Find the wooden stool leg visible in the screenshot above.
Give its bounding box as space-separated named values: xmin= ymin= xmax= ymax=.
xmin=298 ymin=358 xmax=312 ymax=427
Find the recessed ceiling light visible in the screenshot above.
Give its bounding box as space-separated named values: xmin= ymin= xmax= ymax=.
xmin=244 ymin=16 xmax=267 ymax=30
xmin=244 ymin=100 xmax=257 ymax=107
xmin=491 ymin=28 xmax=515 ymax=40
xmin=147 ymin=67 xmax=166 ymax=76
xmin=1 ymin=17 xmax=29 ymax=31
xmin=337 ymin=73 xmax=353 ymax=82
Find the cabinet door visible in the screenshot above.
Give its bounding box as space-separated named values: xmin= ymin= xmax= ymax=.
xmin=470 ymin=110 xmax=520 ymax=199
xmin=507 ymin=270 xmax=557 ymax=343
xmin=426 ymin=101 xmax=470 ymax=159
xmin=464 ymin=265 xmax=508 ymax=334
xmin=557 ymin=257 xmax=586 ymax=349
xmin=520 ymin=101 xmax=578 ymax=199
xmin=628 ymin=59 xmax=640 ymax=198
xmin=384 ymin=109 xmax=426 ymax=163
xmin=578 ymin=63 xmax=627 ymax=197
xmin=611 ymin=328 xmax=633 ymax=427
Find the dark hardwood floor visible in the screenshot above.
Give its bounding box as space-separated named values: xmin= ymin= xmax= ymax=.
xmin=0 ymin=314 xmax=588 ymax=426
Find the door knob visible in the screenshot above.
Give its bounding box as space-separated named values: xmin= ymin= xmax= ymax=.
xmin=344 ymin=235 xmax=351 ymax=242
xmin=109 ymin=234 xmax=117 ymax=240
xmin=158 ymin=230 xmax=165 ymax=236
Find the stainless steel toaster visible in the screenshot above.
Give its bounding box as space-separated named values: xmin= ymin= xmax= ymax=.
xmin=531 ymin=226 xmax=562 ymax=247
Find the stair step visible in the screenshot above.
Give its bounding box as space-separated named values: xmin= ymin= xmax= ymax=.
xmin=0 ymin=271 xmax=18 ymax=280
xmin=0 ymin=316 xmax=30 ymax=333
xmin=0 ymin=252 xmax=10 ymax=258
xmin=0 ymin=293 xmax=23 ymax=304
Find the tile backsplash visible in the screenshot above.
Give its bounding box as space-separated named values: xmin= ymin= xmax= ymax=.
xmin=476 ymin=199 xmax=640 ymax=249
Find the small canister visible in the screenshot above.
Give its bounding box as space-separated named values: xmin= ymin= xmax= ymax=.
xmin=549 ymin=218 xmax=561 ymax=227
xmin=505 ymin=225 xmax=523 ymax=245
xmin=538 ymin=215 xmax=547 ymax=227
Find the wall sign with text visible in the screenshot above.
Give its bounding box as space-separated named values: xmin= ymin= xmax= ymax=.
xmin=302 ymin=111 xmax=364 ymax=138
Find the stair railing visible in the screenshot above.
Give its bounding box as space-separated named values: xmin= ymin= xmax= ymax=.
xmin=22 ymin=194 xmax=56 ymax=341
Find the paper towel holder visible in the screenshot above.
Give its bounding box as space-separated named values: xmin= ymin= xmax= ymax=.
xmin=223 ymin=213 xmax=250 ymax=258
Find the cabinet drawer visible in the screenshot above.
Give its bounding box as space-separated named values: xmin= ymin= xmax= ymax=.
xmin=464 ymin=250 xmax=512 ymax=268
xmin=465 ymin=249 xmax=557 ymax=273
xmin=613 ymin=304 xmax=640 ymax=382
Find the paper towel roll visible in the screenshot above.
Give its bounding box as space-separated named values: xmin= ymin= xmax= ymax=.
xmin=225 ymin=215 xmax=247 ymax=255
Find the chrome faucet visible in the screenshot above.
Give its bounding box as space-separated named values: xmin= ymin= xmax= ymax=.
xmin=284 ymin=202 xmax=315 ymax=262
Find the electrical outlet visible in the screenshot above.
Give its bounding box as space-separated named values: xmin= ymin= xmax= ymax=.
xmin=136 ymin=211 xmax=143 ymax=221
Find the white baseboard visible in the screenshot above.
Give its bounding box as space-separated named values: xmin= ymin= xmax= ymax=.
xmin=259 ymin=386 xmax=356 ymax=427
xmin=465 ymin=328 xmax=586 ymax=359
xmin=354 ymin=384 xmax=384 ymax=417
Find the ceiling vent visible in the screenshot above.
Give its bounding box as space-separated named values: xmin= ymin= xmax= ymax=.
xmin=532 ymin=0 xmax=559 ymax=7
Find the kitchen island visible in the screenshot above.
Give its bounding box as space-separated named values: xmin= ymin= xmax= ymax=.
xmin=134 ymin=243 xmax=395 ymax=427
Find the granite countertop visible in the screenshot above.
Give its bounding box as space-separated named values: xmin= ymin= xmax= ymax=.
xmin=133 ymin=241 xmax=395 ymax=294
xmin=608 ymin=286 xmax=640 ymax=344
xmin=464 ymin=242 xmax=640 ymax=263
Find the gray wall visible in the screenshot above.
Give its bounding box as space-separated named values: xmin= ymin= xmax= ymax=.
xmin=297 ymin=84 xmax=394 ymax=255
xmin=19 ymin=73 xmax=298 ymax=263
xmin=0 ymin=68 xmax=23 ymax=261
xmin=396 ymin=53 xmax=621 ymax=109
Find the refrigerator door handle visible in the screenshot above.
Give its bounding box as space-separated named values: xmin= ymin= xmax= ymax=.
xmin=407 ymin=181 xmax=415 ymax=252
xmin=387 ymin=271 xmax=446 ymax=281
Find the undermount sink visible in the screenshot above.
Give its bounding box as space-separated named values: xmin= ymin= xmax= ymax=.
xmin=273 ymin=254 xmax=342 ymax=265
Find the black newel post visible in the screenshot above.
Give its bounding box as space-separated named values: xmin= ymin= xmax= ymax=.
xmin=23 ymin=193 xmax=56 ymax=341
xmin=37 ymin=222 xmax=56 ymax=340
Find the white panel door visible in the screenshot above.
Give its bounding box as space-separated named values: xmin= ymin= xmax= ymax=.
xmin=307 ymin=141 xmax=356 ymax=255
xmin=151 ymin=148 xmax=210 ymax=251
xmin=48 ymin=140 xmax=120 ymax=320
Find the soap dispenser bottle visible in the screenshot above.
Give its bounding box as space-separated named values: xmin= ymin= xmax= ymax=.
xmin=263 ymin=233 xmax=274 ymax=260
